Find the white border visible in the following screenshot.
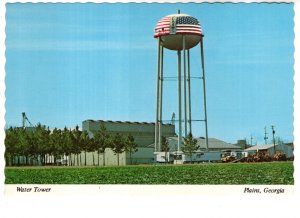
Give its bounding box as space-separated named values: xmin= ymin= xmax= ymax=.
xmin=1 ymin=0 xmax=296 ymax=2
xmin=1 ymin=0 xmax=299 ymax=217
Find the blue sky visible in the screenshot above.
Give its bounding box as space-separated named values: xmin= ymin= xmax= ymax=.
xmin=5 ymin=3 xmax=294 ymax=144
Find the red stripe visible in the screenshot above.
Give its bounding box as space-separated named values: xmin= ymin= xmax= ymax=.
xmin=158 ymin=19 xmax=169 ymax=22
xmin=154 ymin=32 xmax=203 ymax=38
xmin=155 ymin=28 xmax=202 ymax=32
xmin=156 ymin=23 xmax=170 ymax=28
xmin=177 ymin=27 xmax=201 ymax=30
xmin=154 ymin=30 xmax=202 ymax=34
xmin=177 ymin=25 xmax=201 ymax=28
xmin=156 ymin=21 xmax=169 ymax=24
xmin=176 ymin=30 xmax=202 ymax=34
xmin=155 ymin=25 xmax=170 ymax=29
xmin=155 ymin=27 xmax=170 ymax=31
xmin=157 ymin=18 xmax=169 ymax=23
xmin=155 ymin=27 xmax=170 ymax=30
xmin=176 ymin=31 xmax=202 ymax=33
xmin=155 ymin=29 xmax=202 ymax=35
xmin=156 ymin=26 xmax=201 ymax=29
xmin=157 ymin=20 xmax=170 ymax=25
xmin=176 ymin=31 xmax=202 ymax=34
xmin=156 ymin=25 xmax=201 ymax=30
xmin=155 ymin=30 xmax=169 ymax=34
xmin=155 ymin=27 xmax=202 ymax=31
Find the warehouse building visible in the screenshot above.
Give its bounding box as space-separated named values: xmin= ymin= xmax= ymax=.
xmin=75 ymin=119 xmax=176 ymax=166
xmin=245 ymin=143 xmax=294 ymax=158
xmin=83 ymin=119 xmax=176 ymax=146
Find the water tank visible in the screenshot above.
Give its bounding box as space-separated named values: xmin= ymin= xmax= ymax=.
xmin=154 ymin=13 xmax=203 ymax=51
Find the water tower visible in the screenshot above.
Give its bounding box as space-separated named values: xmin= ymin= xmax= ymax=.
xmin=154 ymin=11 xmax=209 ymax=153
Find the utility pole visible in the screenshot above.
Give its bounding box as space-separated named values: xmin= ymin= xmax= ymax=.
xmin=264 ymin=126 xmax=268 ymax=145
xmin=250 ymin=135 xmax=253 ymax=147
xmin=22 ymin=112 xmax=26 ymax=128
xmin=271 ymin=125 xmax=276 ymax=154
xmin=171 ymin=112 xmax=175 ymax=125
xmin=244 ymin=137 xmax=248 ymax=148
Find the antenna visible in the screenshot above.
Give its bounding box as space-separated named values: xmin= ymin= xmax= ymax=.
xmin=264 ymin=126 xmax=268 ymax=144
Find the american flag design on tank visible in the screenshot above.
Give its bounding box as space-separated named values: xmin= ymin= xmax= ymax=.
xmin=154 ymin=15 xmax=203 ymax=38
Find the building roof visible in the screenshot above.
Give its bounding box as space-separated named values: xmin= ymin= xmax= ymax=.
xmin=83 ymin=119 xmax=173 ymax=126
xmin=148 ymin=137 xmax=241 ymax=151
xmin=245 ymin=144 xmax=277 ymax=151
xmin=196 ymin=137 xmax=241 ymax=150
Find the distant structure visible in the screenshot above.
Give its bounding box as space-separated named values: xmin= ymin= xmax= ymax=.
xmin=154 ymin=10 xmax=209 ymax=153
xmin=235 ymin=139 xmax=248 ymax=149
xmin=22 ymin=112 xmax=33 ymax=128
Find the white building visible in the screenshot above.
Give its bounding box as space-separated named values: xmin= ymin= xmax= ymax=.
xmin=245 ymin=143 xmax=293 ymax=158
xmin=151 ymin=137 xmax=242 ymax=163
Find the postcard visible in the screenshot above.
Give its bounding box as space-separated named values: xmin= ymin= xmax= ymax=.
xmin=1 ymin=0 xmax=299 ymax=217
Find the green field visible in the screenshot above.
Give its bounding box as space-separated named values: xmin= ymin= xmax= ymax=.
xmin=5 ymin=162 xmax=294 ymax=184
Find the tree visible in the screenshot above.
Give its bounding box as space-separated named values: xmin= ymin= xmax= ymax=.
xmin=93 ymin=124 xmax=109 ymax=166
xmin=17 ymin=127 xmax=30 ymax=165
xmin=34 ymin=123 xmax=51 ymax=165
xmin=161 ymin=136 xmax=169 ymax=163
xmin=111 ymin=133 xmax=126 ymax=166
xmin=181 ymin=133 xmax=199 ymax=163
xmin=49 ymin=128 xmax=64 ymax=165
xmin=72 ymin=126 xmax=82 ymax=166
xmin=24 ymin=127 xmax=39 ymax=165
xmin=80 ymin=130 xmax=90 ymax=166
xmin=61 ymin=127 xmax=73 ymax=166
xmin=89 ymin=137 xmax=96 ymax=166
xmin=125 ymin=134 xmax=138 ymax=165
xmin=4 ymin=127 xmax=18 ymax=166
xmin=43 ymin=127 xmax=52 ymax=165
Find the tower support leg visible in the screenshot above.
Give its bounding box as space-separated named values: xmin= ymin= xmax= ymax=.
xmin=200 ymin=39 xmax=209 ymax=150
xmin=177 ymin=50 xmax=182 ymax=152
xmin=155 ymin=39 xmax=161 ymax=152
xmin=183 ymin=36 xmax=187 ymax=138
xmin=158 ymin=47 xmax=164 ymax=152
xmin=187 ymin=49 xmax=192 ymax=135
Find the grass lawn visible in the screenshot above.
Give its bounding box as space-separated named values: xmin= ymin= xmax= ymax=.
xmin=5 ymin=161 xmax=294 ymax=184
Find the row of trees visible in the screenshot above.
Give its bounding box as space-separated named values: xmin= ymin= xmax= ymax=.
xmin=5 ymin=124 xmax=138 ymax=166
